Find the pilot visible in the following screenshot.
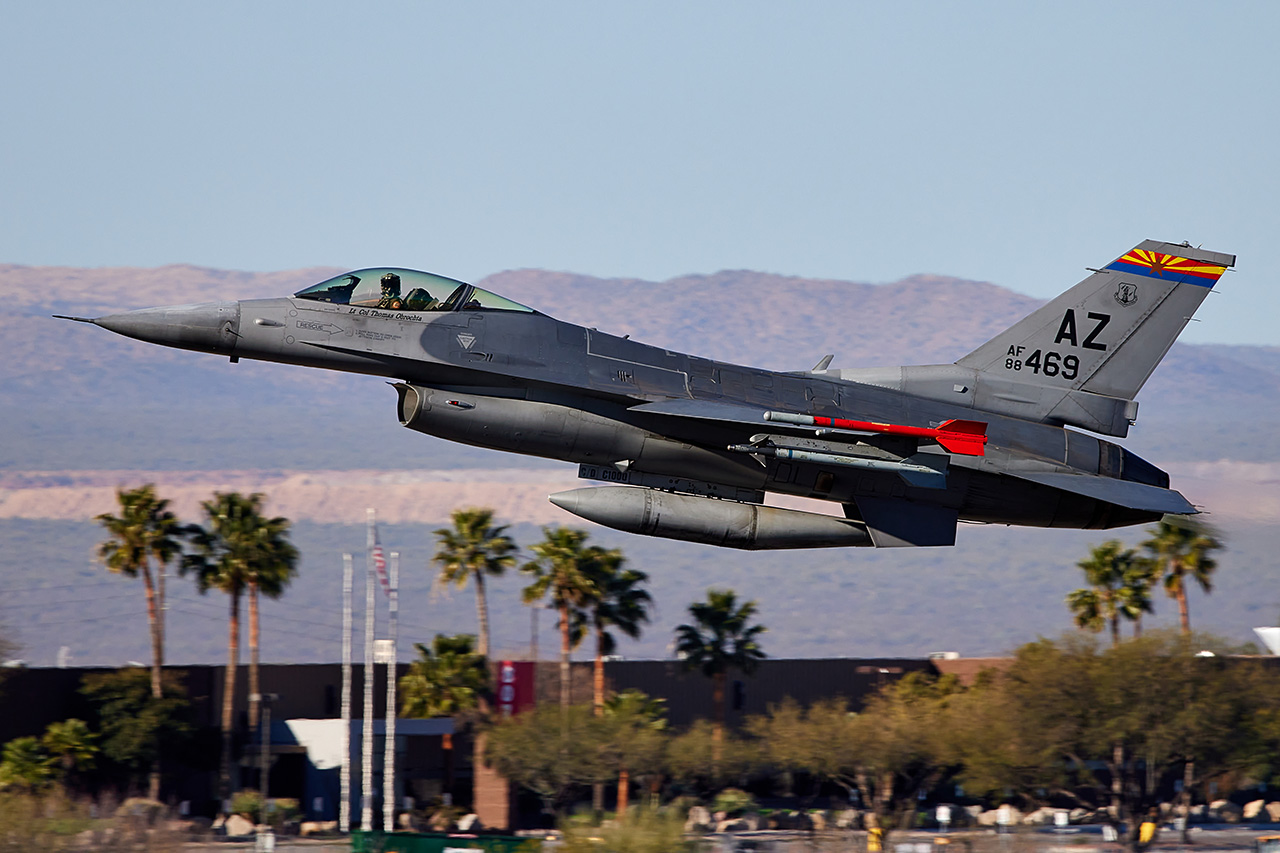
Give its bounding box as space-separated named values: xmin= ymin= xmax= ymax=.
xmin=376 ymin=273 xmax=404 ymax=310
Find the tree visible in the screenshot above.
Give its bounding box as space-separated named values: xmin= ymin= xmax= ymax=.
xmin=95 ymin=483 xmax=183 ymax=799
xmin=80 ymin=668 xmax=192 ymax=795
xmin=40 ymin=719 xmax=97 ymax=787
xmin=954 ymin=632 xmax=1272 ymax=848
xmin=401 ymin=634 xmax=491 ymax=718
xmin=95 ymin=484 xmax=183 ymax=698
xmin=0 ymin=737 xmax=53 ymax=792
xmin=185 ymin=491 xmax=297 ymax=801
xmin=581 ymin=552 xmax=651 ymax=713
xmin=601 ymin=689 xmax=668 ymax=816
xmin=399 ymin=634 xmax=491 ymax=796
xmin=848 ymin=673 xmax=961 ymax=836
xmin=1066 ymin=540 xmax=1150 ymax=646
xmin=579 ymin=548 xmax=651 ymax=813
xmin=745 ymin=697 xmax=861 ymax=804
xmin=664 ymin=719 xmax=754 ymax=794
xmin=1142 ymin=518 xmax=1223 ymax=634
xmin=673 ymin=588 xmax=766 ymax=761
xmin=433 ymin=508 xmax=518 ymax=660
xmin=522 ymin=527 xmax=602 ymax=708
xmin=484 ymin=703 xmax=612 ymax=816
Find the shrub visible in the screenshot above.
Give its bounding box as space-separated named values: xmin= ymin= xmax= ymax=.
xmin=230 ymin=789 xmax=265 ymax=822
xmin=712 ymin=788 xmax=756 ymax=816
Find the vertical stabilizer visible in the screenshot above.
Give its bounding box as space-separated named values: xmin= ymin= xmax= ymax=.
xmin=957 ymin=241 xmax=1234 ymax=401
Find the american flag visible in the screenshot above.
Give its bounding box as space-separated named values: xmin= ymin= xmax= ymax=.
xmin=367 ymin=510 xmax=389 ymax=597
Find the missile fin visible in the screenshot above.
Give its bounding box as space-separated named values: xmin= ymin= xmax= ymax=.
xmin=933 ymin=419 xmax=989 ymax=457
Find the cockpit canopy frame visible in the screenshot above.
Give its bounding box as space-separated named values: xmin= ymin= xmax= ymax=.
xmin=293 ymin=268 xmax=536 ymax=314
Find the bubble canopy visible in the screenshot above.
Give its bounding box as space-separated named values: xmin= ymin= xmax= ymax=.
xmin=293 ymin=268 xmax=535 ymax=313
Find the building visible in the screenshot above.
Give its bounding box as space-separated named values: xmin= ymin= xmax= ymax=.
xmin=0 ymin=656 xmax=979 ymax=824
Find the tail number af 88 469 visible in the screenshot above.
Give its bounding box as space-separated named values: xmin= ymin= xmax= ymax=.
xmin=1003 ymin=309 xmax=1111 ymax=379
xmin=1004 ymin=348 xmax=1080 ymax=379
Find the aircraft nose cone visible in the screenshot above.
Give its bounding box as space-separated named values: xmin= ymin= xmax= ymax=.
xmin=94 ymin=301 xmax=241 ymax=355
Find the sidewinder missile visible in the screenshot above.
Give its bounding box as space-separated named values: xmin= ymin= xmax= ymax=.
xmin=763 ymin=411 xmax=988 ymax=456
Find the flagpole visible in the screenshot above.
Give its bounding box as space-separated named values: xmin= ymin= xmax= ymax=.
xmin=383 ymin=551 xmax=399 ymax=832
xmin=340 ymin=553 xmax=352 ymax=833
xmin=362 ymin=510 xmax=376 ymax=830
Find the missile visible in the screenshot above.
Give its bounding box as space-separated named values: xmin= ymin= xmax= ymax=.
xmin=548 ymin=486 xmax=871 ymax=550
xmin=727 ymin=443 xmax=947 ymax=489
xmin=763 ymin=411 xmax=988 ymax=456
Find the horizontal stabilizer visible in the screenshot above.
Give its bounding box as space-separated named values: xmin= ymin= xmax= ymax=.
xmin=1006 ymin=470 xmax=1195 ymax=515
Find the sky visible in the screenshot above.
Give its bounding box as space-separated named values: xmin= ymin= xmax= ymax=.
xmin=2 ymin=2 xmax=1277 ymax=345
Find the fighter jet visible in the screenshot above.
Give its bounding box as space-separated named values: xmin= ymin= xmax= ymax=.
xmin=59 ymin=240 xmax=1233 ymax=549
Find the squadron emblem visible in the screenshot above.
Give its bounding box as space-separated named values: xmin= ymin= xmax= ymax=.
xmin=1114 ymin=282 xmax=1138 ymax=307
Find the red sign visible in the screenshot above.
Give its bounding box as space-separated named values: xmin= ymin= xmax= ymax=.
xmin=496 ymin=661 xmax=536 ymax=717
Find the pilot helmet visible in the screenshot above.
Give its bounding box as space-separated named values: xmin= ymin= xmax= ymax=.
xmin=380 ymin=272 xmax=401 ymax=295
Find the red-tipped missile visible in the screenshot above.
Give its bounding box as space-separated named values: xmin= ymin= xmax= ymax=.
xmin=763 ymin=411 xmax=988 ymax=456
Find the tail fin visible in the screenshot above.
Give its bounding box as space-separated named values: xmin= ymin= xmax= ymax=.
xmin=957 ymin=240 xmax=1234 ymax=401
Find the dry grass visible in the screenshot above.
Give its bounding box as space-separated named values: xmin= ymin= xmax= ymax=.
xmin=0 ymin=791 xmax=185 ymax=853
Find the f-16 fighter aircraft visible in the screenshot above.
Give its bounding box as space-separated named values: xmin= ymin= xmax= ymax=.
xmin=59 ymin=241 xmax=1233 ymax=549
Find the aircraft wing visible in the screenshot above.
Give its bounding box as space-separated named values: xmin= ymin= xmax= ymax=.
xmin=1003 ymin=470 xmax=1196 ymax=515
xmin=629 ymin=397 xmax=773 ymax=424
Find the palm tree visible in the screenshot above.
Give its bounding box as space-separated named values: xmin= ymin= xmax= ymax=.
xmin=0 ymin=737 xmax=53 ymax=792
xmin=673 ymin=588 xmax=767 ymax=761
xmin=576 ymin=548 xmax=651 ymax=813
xmin=1142 ymin=517 xmax=1223 ymax=634
xmin=521 ymin=527 xmax=602 ymax=708
xmin=433 ymin=508 xmax=518 ymax=659
xmin=185 ymin=491 xmax=297 ymax=801
xmin=580 ymin=550 xmax=652 ymax=712
xmin=41 ymin=718 xmax=98 ymax=787
xmin=95 ymin=484 xmax=182 ymax=699
xmin=1066 ymin=540 xmax=1148 ymax=647
xmin=1125 ymin=558 xmax=1161 ymax=638
xmin=95 ymin=483 xmax=182 ymax=798
xmin=400 ymin=633 xmax=491 ymax=797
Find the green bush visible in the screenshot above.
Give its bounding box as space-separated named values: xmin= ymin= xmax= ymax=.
xmin=270 ymin=797 xmax=300 ymax=825
xmin=712 ymin=788 xmax=756 ymax=816
xmin=230 ymin=789 xmax=264 ymax=822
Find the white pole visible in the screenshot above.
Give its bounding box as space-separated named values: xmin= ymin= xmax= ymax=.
xmin=362 ymin=531 xmax=376 ymax=830
xmin=340 ymin=553 xmax=352 ymax=833
xmin=383 ymin=551 xmax=399 ymax=832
